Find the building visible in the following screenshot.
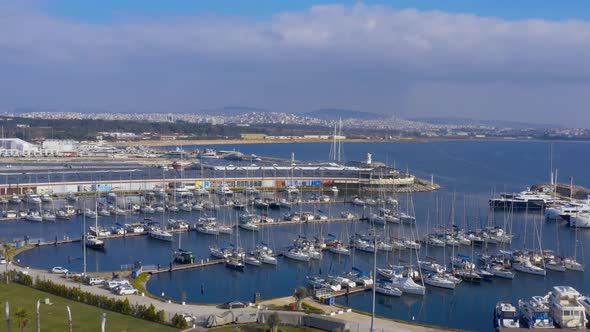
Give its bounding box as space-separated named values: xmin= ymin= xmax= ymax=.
xmin=240 ymin=133 xmax=266 ymax=140
xmin=42 ymin=139 xmax=78 ymax=152
xmin=0 ymin=138 xmax=40 ymax=156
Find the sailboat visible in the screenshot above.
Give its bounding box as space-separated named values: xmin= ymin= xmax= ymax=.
xmin=86 ymin=200 xmax=105 ymax=250
xmin=564 ymin=224 xmax=585 ymax=271
xmin=149 ymin=200 xmax=173 ymax=242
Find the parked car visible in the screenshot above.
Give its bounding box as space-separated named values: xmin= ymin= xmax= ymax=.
xmin=105 ymin=279 xmax=130 ymax=290
xmin=219 ymin=301 xmax=248 ymax=309
xmin=65 ymin=271 xmax=83 ymax=278
xmin=88 ymin=277 xmax=105 ymax=285
xmin=116 ymin=285 xmax=138 ymax=296
xmin=0 ymin=257 xmax=7 ymax=264
xmin=51 ymin=267 xmax=68 ymax=274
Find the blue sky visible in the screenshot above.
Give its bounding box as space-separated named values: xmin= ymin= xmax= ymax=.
xmin=1 ymin=1 xmax=590 ymax=126
xmin=42 ymin=0 xmax=590 ymax=22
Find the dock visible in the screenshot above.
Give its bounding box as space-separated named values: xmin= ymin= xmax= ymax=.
xmin=149 ymin=258 xmax=225 ymax=274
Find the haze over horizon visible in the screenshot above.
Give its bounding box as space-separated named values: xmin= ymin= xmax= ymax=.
xmin=2 ymin=1 xmax=590 ymax=127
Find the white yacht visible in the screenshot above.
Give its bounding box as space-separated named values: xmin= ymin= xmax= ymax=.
xmin=40 ymin=194 xmax=52 ymax=203
xmin=216 ymin=183 xmax=234 ymax=196
xmin=283 ymin=185 xmax=299 ymax=195
xmin=24 ymin=191 xmax=42 ymax=204
xmin=85 ymin=234 xmax=105 ymax=249
xmin=329 ymin=243 xmax=350 ymax=255
xmin=41 ymin=211 xmax=56 ymax=221
xmin=196 ymin=224 xmax=219 ymax=235
xmin=391 ymin=276 xmax=426 ymax=295
xmin=419 ymin=260 xmax=445 ymax=274
xmin=424 ymin=274 xmax=456 ymax=289
xmin=244 ymin=255 xmax=262 ymax=266
xmin=494 ymin=302 xmax=520 ymax=329
xmin=548 ymin=286 xmax=588 ymax=328
xmin=563 ymin=257 xmax=584 ymax=272
xmin=375 ymin=282 xmax=402 ymax=297
xmin=518 ymin=296 xmax=554 ymax=329
xmin=512 ymin=259 xmax=546 ymax=276
xmin=283 ymin=248 xmax=310 ymax=262
xmin=9 ymin=194 xmax=21 ymax=204
xmin=84 ymin=208 xmax=98 ymax=219
xmin=486 ymin=264 xmax=515 ymax=279
xmin=25 ymin=211 xmax=43 ymax=222
xmin=254 ymin=248 xmax=277 ymax=265
xmin=239 ymin=222 xmax=259 ymax=231
xmin=149 ymin=229 xmax=174 ymax=242
xmin=569 ymin=212 xmax=590 ymax=228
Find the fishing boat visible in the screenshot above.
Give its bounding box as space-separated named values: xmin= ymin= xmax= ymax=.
xmin=494 ymin=302 xmax=520 ymax=329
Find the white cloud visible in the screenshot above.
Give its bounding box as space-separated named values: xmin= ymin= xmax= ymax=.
xmin=0 ymin=3 xmax=590 ymax=125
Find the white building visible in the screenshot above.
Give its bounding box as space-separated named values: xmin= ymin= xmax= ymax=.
xmin=42 ymin=139 xmax=78 ymax=152
xmin=0 ymin=138 xmax=40 ymax=156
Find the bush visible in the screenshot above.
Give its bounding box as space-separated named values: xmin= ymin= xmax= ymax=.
xmin=171 ymin=313 xmax=189 ymax=329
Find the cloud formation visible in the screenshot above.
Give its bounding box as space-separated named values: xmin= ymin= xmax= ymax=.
xmin=1 ymin=4 xmax=590 ymax=125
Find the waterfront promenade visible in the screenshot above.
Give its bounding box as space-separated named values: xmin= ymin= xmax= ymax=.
xmin=4 ymin=263 xmax=450 ymax=332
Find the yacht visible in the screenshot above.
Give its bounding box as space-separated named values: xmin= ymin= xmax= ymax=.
xmin=563 ymin=257 xmax=584 ymax=272
xmin=244 ymin=255 xmax=262 ymax=266
xmin=494 ymin=302 xmax=520 ymax=329
xmin=9 ymin=194 xmax=21 ymax=204
xmin=330 ymin=186 xmax=339 ymax=194
xmin=85 ymin=234 xmax=105 ymax=249
xmin=55 ymin=210 xmax=70 ymax=220
xmin=490 ymin=189 xmax=556 ymax=210
xmin=41 ymin=211 xmax=56 ymax=221
xmin=351 ymin=197 xmax=365 ymax=206
xmin=210 ymin=246 xmax=230 ymax=259
xmin=485 ymin=264 xmax=515 ymax=279
xmin=225 ymin=256 xmax=245 ymax=271
xmin=173 ymin=249 xmax=195 ymax=265
xmin=512 ymin=259 xmax=546 ymax=276
xmin=98 ymin=209 xmax=110 ymax=217
xmin=423 ymin=274 xmax=456 ymax=289
xmin=254 ymin=247 xmax=277 ymax=265
xmin=390 ymin=276 xmax=426 ymax=295
xmin=40 ymin=194 xmax=52 ymax=203
xmin=239 ymin=222 xmax=259 ymax=231
xmin=547 ymin=286 xmax=588 ymax=328
xmin=196 ymin=224 xmax=219 ymax=235
xmin=340 ymin=211 xmax=356 ymax=220
xmin=149 ymin=229 xmax=174 ymax=242
xmin=24 ymin=191 xmax=42 ymax=204
xmin=569 ymin=212 xmax=590 ymax=228
xmin=283 ymin=248 xmax=311 ymax=262
xmin=375 ymin=282 xmax=402 ymax=297
xmin=84 ymin=209 xmax=98 ymax=219
xmin=545 ymin=258 xmax=566 ymax=272
xmin=4 ymin=211 xmax=17 ymax=219
xmin=283 ymin=185 xmax=299 ymax=195
xmin=25 ymin=211 xmax=43 ymax=222
xmin=140 ymin=205 xmax=155 ymax=214
xmin=518 ymin=296 xmax=554 ymax=329
xmin=419 ymin=260 xmax=445 ymax=274
xmin=216 ymin=183 xmax=234 ymax=196
xmin=329 ymin=242 xmax=350 ymax=255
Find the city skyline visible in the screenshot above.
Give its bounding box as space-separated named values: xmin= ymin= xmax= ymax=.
xmin=1 ymin=1 xmax=590 ymax=126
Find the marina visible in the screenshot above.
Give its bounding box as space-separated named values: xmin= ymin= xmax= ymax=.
xmin=3 ymin=140 xmax=590 ymax=331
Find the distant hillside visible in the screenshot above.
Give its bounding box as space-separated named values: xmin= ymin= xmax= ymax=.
xmin=410 ymin=117 xmax=558 ymax=129
xmin=302 ymin=109 xmax=385 ymax=121
xmin=200 ymin=106 xmax=270 ymax=116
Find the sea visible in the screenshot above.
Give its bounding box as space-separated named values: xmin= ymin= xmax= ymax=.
xmin=8 ymin=140 xmax=590 ymax=332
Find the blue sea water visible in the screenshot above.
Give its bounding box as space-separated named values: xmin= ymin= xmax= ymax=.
xmin=11 ymin=140 xmax=590 ymax=331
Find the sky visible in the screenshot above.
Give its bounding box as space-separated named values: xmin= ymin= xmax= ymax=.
xmin=2 ymin=1 xmax=590 ymax=126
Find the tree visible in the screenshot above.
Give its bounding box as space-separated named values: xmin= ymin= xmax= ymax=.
xmin=267 ymin=312 xmax=281 ymax=332
xmin=3 ymin=243 xmax=11 ymax=284
xmin=293 ymin=287 xmax=307 ymax=310
xmin=15 ymin=308 xmax=29 ymax=332
xmin=171 ymin=313 xmax=189 ymax=329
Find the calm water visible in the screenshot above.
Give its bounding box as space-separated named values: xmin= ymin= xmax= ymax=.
xmin=13 ymin=140 xmax=590 ymax=332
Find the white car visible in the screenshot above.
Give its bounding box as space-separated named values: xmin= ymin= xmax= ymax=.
xmin=0 ymin=257 xmax=7 ymax=264
xmin=105 ymin=279 xmax=130 ymax=290
xmin=51 ymin=267 xmax=68 ymax=274
xmin=88 ymin=277 xmax=105 ymax=285
xmin=116 ymin=285 xmax=138 ymax=296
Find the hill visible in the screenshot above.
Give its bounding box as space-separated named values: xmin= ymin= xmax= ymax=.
xmin=302 ymin=109 xmax=385 ymax=121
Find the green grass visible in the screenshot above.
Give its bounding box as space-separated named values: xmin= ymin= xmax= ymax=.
xmin=209 ymin=324 xmax=324 ymax=332
xmin=0 ymin=283 xmax=177 ymax=332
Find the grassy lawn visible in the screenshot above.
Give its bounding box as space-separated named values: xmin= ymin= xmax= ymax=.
xmin=209 ymin=324 xmax=324 ymax=332
xmin=0 ymin=283 xmax=177 ymax=332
